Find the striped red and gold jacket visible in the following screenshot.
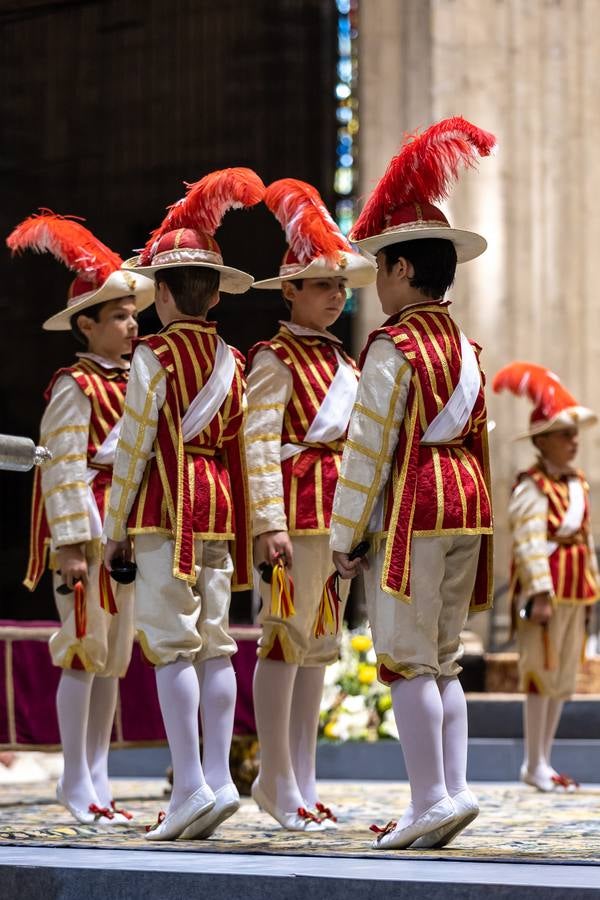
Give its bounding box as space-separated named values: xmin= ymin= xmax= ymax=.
xmin=24 ymin=358 xmax=127 ymax=590
xmin=128 ymin=322 xmax=252 ymax=590
xmin=247 ymin=328 xmax=358 ymax=534
xmin=362 ymin=303 xmax=493 ymax=610
xmin=513 ymin=465 xmax=598 ymax=604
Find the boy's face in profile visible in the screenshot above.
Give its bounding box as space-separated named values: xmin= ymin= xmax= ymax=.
xmin=534 ymin=426 xmax=579 ymax=470
xmin=79 ymin=296 xmax=139 ymax=359
xmin=282 ymin=277 xmax=347 ymax=330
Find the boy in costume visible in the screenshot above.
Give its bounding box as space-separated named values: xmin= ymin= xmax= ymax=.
xmin=494 ymin=362 xmax=598 ymax=791
xmin=8 ymin=212 xmax=154 ymax=824
xmin=330 ymin=118 xmax=496 ymax=849
xmin=103 ymin=168 xmax=263 ymax=841
xmin=246 ymin=179 xmax=376 ymax=830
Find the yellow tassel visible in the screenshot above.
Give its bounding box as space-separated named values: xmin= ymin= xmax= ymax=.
xmin=314 ymin=572 xmax=341 ymax=638
xmin=271 ymin=559 xmax=295 ymax=619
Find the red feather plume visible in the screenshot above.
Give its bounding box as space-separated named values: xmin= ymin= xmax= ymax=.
xmin=141 ymin=167 xmax=265 ymax=262
xmin=264 ymin=178 xmax=352 ymax=266
xmin=492 ymin=361 xmax=577 ymax=417
xmin=6 ymin=210 xmax=122 ymax=283
xmin=351 ymin=116 xmax=496 ymax=240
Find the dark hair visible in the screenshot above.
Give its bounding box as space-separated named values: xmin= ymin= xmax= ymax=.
xmin=280 ymin=278 xmax=303 ymax=311
xmin=70 ymin=303 xmax=103 ymax=347
xmin=155 ymin=266 xmax=220 ymax=317
xmin=381 ymin=238 xmax=457 ymax=300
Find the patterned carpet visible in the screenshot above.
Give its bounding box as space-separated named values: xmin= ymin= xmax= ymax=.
xmin=1 ymin=779 xmax=599 ymax=864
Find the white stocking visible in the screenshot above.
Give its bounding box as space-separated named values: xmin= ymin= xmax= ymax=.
xmin=543 ymin=698 xmax=565 ymax=775
xmin=86 ymin=675 xmax=119 ymax=807
xmin=196 ymin=656 xmax=237 ymax=791
xmin=56 ymin=669 xmax=100 ymax=809
xmin=155 ymin=659 xmax=205 ymax=810
xmin=390 ymin=675 xmax=448 ymax=824
xmin=289 ymin=665 xmax=325 ymax=807
xmin=523 ymin=693 xmax=549 ymax=776
xmin=253 ymin=657 xmax=304 ymax=812
xmin=437 ymin=675 xmax=469 ymax=796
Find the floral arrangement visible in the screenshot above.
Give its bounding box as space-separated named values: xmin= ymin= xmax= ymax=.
xmin=319 ymin=627 xmax=398 ymax=741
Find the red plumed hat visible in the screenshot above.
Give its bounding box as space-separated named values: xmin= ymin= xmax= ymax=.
xmin=253 ymin=178 xmax=375 ymax=290
xmin=493 ymin=361 xmax=597 ymax=438
xmin=128 ymin=168 xmax=265 ymax=294
xmin=350 ymin=116 xmax=496 ymax=262
xmin=6 ymin=210 xmax=155 ymax=331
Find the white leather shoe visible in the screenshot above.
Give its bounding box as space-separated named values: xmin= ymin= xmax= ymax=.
xmin=145 ymin=784 xmax=215 ymax=841
xmin=179 ymin=783 xmax=240 ymax=839
xmin=252 ymin=779 xmax=325 ymax=831
xmin=371 ymin=796 xmax=456 ymax=850
xmin=315 ymin=801 xmax=338 ymax=829
xmin=56 ymin=782 xmax=114 ymax=825
xmin=520 ymin=764 xmax=555 ymax=792
xmin=412 ymin=789 xmax=479 ymax=848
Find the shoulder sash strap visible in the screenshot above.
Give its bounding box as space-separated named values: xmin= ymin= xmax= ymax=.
xmin=421 ymin=332 xmax=480 ymax=444
xmin=280 ymin=349 xmax=358 ymax=461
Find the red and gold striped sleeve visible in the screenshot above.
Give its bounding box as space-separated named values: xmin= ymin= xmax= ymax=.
xmin=245 ymin=349 xmax=292 ymax=537
xmin=104 ymin=345 xmax=166 ymax=541
xmin=330 ymin=336 xmax=412 ymax=553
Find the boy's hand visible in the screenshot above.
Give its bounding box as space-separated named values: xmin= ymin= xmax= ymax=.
xmin=530 ymin=592 xmax=554 ymax=625
xmin=332 ymin=550 xmax=367 ymax=579
xmin=255 ymin=531 xmax=294 ymax=569
xmin=56 ymin=544 xmax=88 ymax=588
xmin=104 ymin=538 xmax=133 ymax=572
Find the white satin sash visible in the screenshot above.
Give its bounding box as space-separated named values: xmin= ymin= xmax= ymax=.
xmin=546 ymin=478 xmax=585 ymax=555
xmin=421 ymin=332 xmax=481 ymax=444
xmin=280 ymin=350 xmax=358 ymax=461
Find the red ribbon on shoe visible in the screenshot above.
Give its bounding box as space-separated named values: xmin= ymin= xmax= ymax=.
xmin=145 ymin=810 xmax=166 ymax=833
xmin=297 ymin=807 xmax=322 ymax=824
xmin=551 ymin=773 xmax=580 ymax=789
xmin=315 ymin=802 xmax=337 ymax=823
xmin=88 ymin=804 xmax=114 ymax=820
xmin=369 ymin=819 xmax=397 ymax=836
xmin=111 ymin=801 xmax=134 ymax=820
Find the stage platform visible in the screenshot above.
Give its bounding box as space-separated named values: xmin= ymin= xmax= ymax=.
xmin=1 ymin=779 xmax=600 ymax=899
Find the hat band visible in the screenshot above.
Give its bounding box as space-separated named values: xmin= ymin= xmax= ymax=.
xmin=67 ymin=287 xmax=98 ymax=307
xmin=381 ymin=219 xmax=451 ymax=235
xmin=150 ymin=248 xmax=224 ymax=267
xmin=279 ymin=262 xmax=307 ymax=277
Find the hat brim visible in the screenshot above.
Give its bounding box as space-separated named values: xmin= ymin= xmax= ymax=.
xmin=515 ymin=407 xmax=598 ymax=440
xmin=42 ymin=270 xmax=156 ymax=331
xmin=352 ymin=226 xmax=487 ymax=264
xmin=123 ymin=257 xmax=254 ymax=294
xmin=253 ymin=252 xmax=376 ymax=290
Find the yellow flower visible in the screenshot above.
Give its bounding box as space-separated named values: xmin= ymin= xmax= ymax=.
xmin=324 ymin=721 xmax=339 ymax=739
xmin=351 ymin=635 xmax=373 ymax=653
xmin=358 ymin=663 xmax=377 ymax=685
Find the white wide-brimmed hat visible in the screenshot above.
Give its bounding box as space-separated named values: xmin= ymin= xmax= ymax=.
xmin=127 ymin=167 xmax=265 ymax=294
xmin=6 ymin=211 xmax=155 ymax=331
xmin=253 ymin=178 xmax=376 ymax=291
xmin=349 ymin=116 xmax=496 ymax=264
xmin=493 ymin=361 xmax=597 ymax=440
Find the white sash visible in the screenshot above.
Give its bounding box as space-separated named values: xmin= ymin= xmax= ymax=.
xmin=181 ymin=337 xmax=237 ymax=443
xmin=280 ymin=350 xmax=358 ymax=461
xmin=546 ymin=478 xmax=585 ymax=555
xmin=421 ymin=332 xmax=481 ymax=444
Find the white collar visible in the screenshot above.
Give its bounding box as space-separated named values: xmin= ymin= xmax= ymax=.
xmin=76 ymin=352 xmax=130 ymax=371
xmin=279 ymin=320 xmax=342 ymax=345
xmin=539 ymin=455 xmax=576 ymax=480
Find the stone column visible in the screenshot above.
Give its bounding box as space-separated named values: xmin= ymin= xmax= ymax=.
xmin=358 ymin=0 xmax=600 ymax=644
